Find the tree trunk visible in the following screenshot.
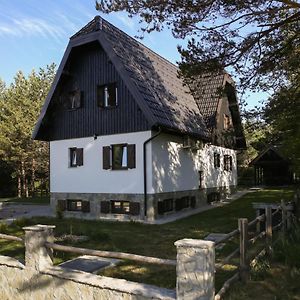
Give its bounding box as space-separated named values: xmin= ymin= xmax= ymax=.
xmin=25 ymin=177 xmax=29 ymax=198
xmin=31 ymin=158 xmax=36 ymax=196
xmin=21 ymin=160 xmax=26 ymax=198
xmin=17 ymin=174 xmax=22 ymax=198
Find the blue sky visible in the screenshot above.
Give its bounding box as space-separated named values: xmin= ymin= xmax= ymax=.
xmin=0 ymin=0 xmax=267 ymax=109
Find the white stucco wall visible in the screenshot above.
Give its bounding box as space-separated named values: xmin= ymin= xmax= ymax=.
xmin=151 ymin=133 xmax=237 ymax=193
xmin=50 ymin=131 xmax=152 ymax=194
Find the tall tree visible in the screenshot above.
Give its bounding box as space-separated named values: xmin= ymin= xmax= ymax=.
xmin=264 ymin=79 xmax=300 ymax=172
xmin=0 ymin=64 xmax=56 ymax=197
xmin=96 ymin=0 xmax=300 ymax=91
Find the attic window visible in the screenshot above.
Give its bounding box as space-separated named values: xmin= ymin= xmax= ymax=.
xmin=97 ymin=83 xmax=117 ymax=108
xmin=62 ymin=89 xmax=82 ymax=110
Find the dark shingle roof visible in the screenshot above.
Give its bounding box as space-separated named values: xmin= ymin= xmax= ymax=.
xmin=190 ymin=73 xmax=226 ymax=129
xmin=34 ymin=16 xmax=245 ymax=145
xmin=71 ymin=16 xmax=209 ymax=139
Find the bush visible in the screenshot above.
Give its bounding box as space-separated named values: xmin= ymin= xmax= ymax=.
xmin=273 ymin=223 xmax=300 ymax=268
xmin=0 ymin=222 xmax=8 ymax=233
xmin=56 ymin=204 xmax=64 ymax=219
xmin=11 ymin=217 xmax=31 ymax=228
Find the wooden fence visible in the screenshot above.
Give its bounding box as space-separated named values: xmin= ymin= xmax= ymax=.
xmin=0 ymin=192 xmax=298 ymax=300
xmin=214 ymin=199 xmax=295 ymax=300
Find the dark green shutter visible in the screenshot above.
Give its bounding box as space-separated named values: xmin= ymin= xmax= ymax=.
xmin=129 ymin=202 xmax=140 ymax=215
xmin=97 ymin=85 xmax=105 ymax=108
xmin=76 ymin=148 xmax=84 ymax=166
xmin=57 ymin=200 xmax=66 ymax=211
xmin=101 ymin=201 xmax=110 ymax=213
xmin=127 ymin=144 xmax=136 ymax=169
xmin=82 ymin=201 xmax=90 ymax=213
xmin=103 ymin=146 xmax=111 ymax=169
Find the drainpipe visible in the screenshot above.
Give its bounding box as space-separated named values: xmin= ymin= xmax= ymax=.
xmin=143 ymin=128 xmax=162 ymax=218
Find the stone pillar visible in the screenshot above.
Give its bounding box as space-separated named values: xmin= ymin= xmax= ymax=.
xmin=175 ymin=239 xmax=215 ymax=300
xmin=23 ymin=224 xmax=55 ymax=273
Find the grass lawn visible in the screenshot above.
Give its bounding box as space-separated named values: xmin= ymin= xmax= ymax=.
xmin=0 ymin=187 xmax=297 ymax=293
xmin=0 ymin=195 xmax=50 ymax=205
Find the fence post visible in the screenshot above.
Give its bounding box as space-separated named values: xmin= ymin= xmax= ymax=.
xmin=238 ymin=218 xmax=249 ymax=282
xmin=265 ymin=206 xmax=273 ymax=254
xmin=256 ymin=209 xmax=261 ymax=233
xmin=175 ymin=239 xmax=215 ymax=300
xmin=281 ymin=200 xmax=287 ymax=233
xmin=23 ymin=224 xmax=55 ymax=273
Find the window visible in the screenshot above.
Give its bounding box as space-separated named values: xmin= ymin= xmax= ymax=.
xmin=223 ymin=114 xmax=231 ymax=130
xmin=175 ymin=197 xmax=190 ymax=211
xmin=112 ymin=144 xmax=128 ymax=169
xmin=207 ymin=192 xmax=220 ymax=204
xmin=214 ymin=153 xmax=220 ymax=168
xmin=67 ymin=200 xmax=82 ymax=211
xmin=61 ymin=89 xmax=82 ymax=110
xmin=101 ymin=201 xmax=140 ymax=215
xmin=103 ymin=144 xmax=136 ymax=170
xmin=69 ymin=147 xmax=83 ymax=167
xmin=67 ymin=200 xmax=90 ymax=212
xmin=158 ymin=199 xmax=173 ymax=215
xmin=111 ymin=201 xmax=130 ymax=214
xmin=97 ymin=83 xmax=117 ymax=108
xmin=224 ymin=155 xmax=233 ymax=171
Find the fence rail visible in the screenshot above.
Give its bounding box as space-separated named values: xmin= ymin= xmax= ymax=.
xmin=0 ymin=233 xmax=23 ymax=243
xmin=214 ymin=196 xmax=297 ymax=299
xmin=45 ymin=242 xmax=177 ymax=266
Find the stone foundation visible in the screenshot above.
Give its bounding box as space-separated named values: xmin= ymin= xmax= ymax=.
xmin=51 ymin=185 xmax=236 ymax=222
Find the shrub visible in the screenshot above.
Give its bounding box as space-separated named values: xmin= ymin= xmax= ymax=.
xmin=11 ymin=217 xmax=31 ymax=228
xmin=0 ymin=222 xmax=8 ymax=233
xmin=56 ymin=204 xmax=64 ymax=219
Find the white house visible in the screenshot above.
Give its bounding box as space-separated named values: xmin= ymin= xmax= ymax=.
xmin=33 ymin=16 xmax=246 ymax=222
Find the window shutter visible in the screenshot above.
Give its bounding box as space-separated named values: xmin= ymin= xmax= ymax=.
xmin=73 ymin=89 xmax=81 ymax=108
xmin=76 ymin=148 xmax=84 ymax=166
xmin=57 ymin=200 xmax=66 ymax=211
xmin=100 ymin=201 xmax=110 ymax=213
xmin=190 ymin=196 xmax=196 ymax=208
xmin=82 ymin=201 xmax=90 ymax=213
xmin=127 ymin=144 xmax=136 ymax=169
xmin=129 ymin=202 xmax=140 ymax=216
xmin=175 ymin=198 xmax=182 ymax=211
xmin=103 ymin=146 xmax=111 ymax=169
xmin=157 ymin=201 xmax=164 ymax=215
xmin=97 ymin=85 xmax=105 ymax=108
xmin=108 ymin=83 xmax=117 ymax=106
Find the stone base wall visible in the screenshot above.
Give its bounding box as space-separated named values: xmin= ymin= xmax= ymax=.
xmin=51 ymin=185 xmax=236 ymax=222
xmin=0 ymin=256 xmax=175 ymax=300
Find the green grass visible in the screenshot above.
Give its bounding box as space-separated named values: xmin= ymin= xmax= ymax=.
xmin=0 ymin=195 xmax=50 ymax=205
xmin=0 ymin=187 xmax=296 ymax=291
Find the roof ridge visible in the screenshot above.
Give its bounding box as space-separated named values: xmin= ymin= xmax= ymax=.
xmin=72 ymin=16 xmax=180 ymax=71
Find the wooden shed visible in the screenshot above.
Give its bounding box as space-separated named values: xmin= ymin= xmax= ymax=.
xmin=250 ymin=146 xmax=293 ymax=186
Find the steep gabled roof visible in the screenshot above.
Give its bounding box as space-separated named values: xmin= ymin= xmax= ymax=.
xmin=33 ymin=16 xmax=209 ymax=140
xmin=249 ymin=145 xmax=289 ymax=166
